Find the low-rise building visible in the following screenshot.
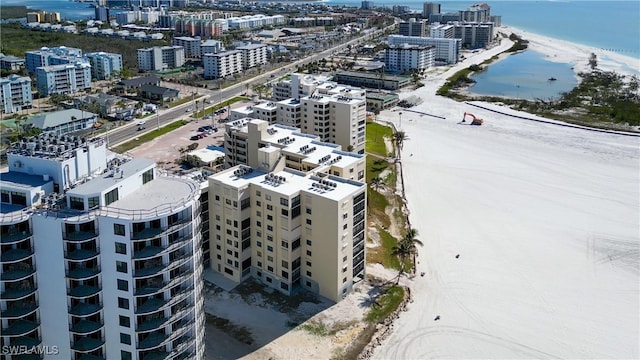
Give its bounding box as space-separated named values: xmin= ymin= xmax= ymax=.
xmin=201 ymin=39 xmax=223 ymax=55
xmin=334 ymin=71 xmax=412 ymax=90
xmin=366 ymin=91 xmax=399 ymax=112
xmin=0 ymin=75 xmax=32 ymax=114
xmin=139 ymin=84 xmax=179 ymax=104
xmin=116 ymin=75 xmax=161 ymax=94
xmin=26 ymin=109 xmax=97 ymax=135
xmin=173 ymin=36 xmax=202 ymax=58
xmin=0 ymin=55 xmax=25 ymax=71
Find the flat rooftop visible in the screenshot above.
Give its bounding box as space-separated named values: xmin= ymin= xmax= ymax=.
xmin=111 ymin=176 xmax=198 ymax=212
xmin=71 ymin=158 xmax=155 ymax=196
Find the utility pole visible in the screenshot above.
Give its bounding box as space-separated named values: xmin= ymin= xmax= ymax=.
xmin=399 ymin=111 xmax=402 ymax=129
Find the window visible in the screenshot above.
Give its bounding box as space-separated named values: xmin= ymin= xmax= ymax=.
xmin=104 ymin=188 xmax=119 ymax=206
xmin=306 ymin=271 xmax=312 ymax=277
xmin=225 ymin=199 xmax=232 ymax=205
xmin=267 ymin=266 xmax=274 ymax=272
xmin=265 ymin=194 xmax=271 ymax=201
xmin=306 ymin=239 xmax=312 ymax=246
xmin=257 ymin=261 xmax=262 ymax=267
xmin=115 ymin=242 xmax=127 ymax=254
xmin=280 ymin=198 xmax=289 ymax=206
xmin=306 ymin=208 xmax=312 ymax=214
xmin=266 ymin=277 xmax=272 ymax=283
xmin=256 ymin=191 xmax=261 ymax=197
xmin=267 ymin=245 xmax=273 ymax=252
xmin=267 ymin=215 xmax=273 ymax=221
xmin=68 ymin=196 xmax=84 ymax=210
xmin=257 ymin=241 xmax=262 ymax=248
xmin=267 ymin=235 xmax=273 ymax=242
xmin=306 ymin=219 xmax=312 ymax=225
xmin=256 ymin=221 xmax=262 ymax=227
xmin=114 ymin=223 xmax=125 ymax=236
xmin=343 ymin=223 xmax=348 ymax=230
xmin=256 ymin=211 xmax=261 ymax=217
xmin=343 ymin=255 xmax=348 ymax=262
xmin=267 ymin=204 xmax=273 ymax=211
xmin=281 ymin=282 xmax=289 ymax=291
xmin=118 ymin=297 xmax=129 ymax=310
xmin=343 ymin=213 xmax=348 ymax=219
xmin=306 ymin=250 xmax=312 ymax=256
xmin=116 ymin=261 xmax=128 ymax=273
xmin=117 ymin=279 xmax=128 ymax=291
xmin=120 ymin=333 xmax=131 ymax=345
xmin=281 ymin=270 xmax=289 ymax=279
xmin=281 ymin=240 xmax=288 ymax=249
xmin=267 ymin=255 xmax=273 ymax=262
xmin=121 ymin=351 xmax=132 ymax=360
xmin=142 ymin=168 xmax=154 ymax=184
xmin=306 ymin=260 xmax=312 ymax=267
xmin=267 ymin=225 xmax=273 ymax=231
xmin=119 ymin=316 xmax=130 ymax=328
xmin=256 ymin=200 xmax=261 ymax=206
xmin=292 ymin=238 xmax=300 ymax=250
xmin=281 ymin=209 xmax=289 ymax=216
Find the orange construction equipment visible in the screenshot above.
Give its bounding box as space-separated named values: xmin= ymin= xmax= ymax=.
xmin=462 ymin=112 xmax=484 ymax=125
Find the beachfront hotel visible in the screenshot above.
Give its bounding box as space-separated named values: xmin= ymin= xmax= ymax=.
xmin=1 ymin=134 xmax=205 ymax=359
xmin=209 ymin=119 xmax=367 ymax=302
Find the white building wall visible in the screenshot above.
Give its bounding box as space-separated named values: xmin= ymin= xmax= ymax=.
xmin=32 ymin=216 xmax=73 ymax=359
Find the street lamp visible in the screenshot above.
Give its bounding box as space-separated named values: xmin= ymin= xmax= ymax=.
xmin=398 ymin=111 xmax=402 ymax=129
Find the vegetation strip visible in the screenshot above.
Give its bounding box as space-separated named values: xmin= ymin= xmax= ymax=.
xmin=112 ymin=120 xmax=189 ymax=153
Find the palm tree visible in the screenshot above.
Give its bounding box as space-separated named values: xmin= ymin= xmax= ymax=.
xmin=370 ymin=176 xmax=383 ymax=192
xmin=403 ymin=228 xmax=423 ymax=275
xmin=391 ymin=240 xmax=412 ymax=282
xmin=392 ymin=131 xmax=408 ymax=158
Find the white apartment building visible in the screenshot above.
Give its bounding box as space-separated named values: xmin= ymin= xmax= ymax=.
xmin=137 ymin=46 xmax=185 ymax=72
xmin=85 ymin=52 xmax=123 ymax=80
xmin=275 ymin=98 xmax=302 ymax=127
xmin=36 ymin=62 xmax=92 ymax=96
xmin=251 ymin=101 xmax=278 ymax=124
xmin=201 ymin=39 xmax=223 ymax=55
xmin=209 ymin=119 xmax=366 ymax=302
xmin=236 ymin=43 xmax=267 ymax=70
xmin=227 ymin=14 xmax=286 ymax=30
xmin=429 ymin=23 xmax=455 ymax=38
xmin=203 ymin=50 xmax=242 ymax=79
xmin=25 ymin=46 xmax=83 ymax=73
xmin=452 ymin=21 xmax=495 ymax=49
xmin=172 ymin=36 xmax=202 ymax=58
xmin=388 ymin=35 xmax=461 ymax=64
xmin=301 ymin=94 xmax=366 ymax=154
xmin=272 ymin=73 xmax=334 ymax=101
xmin=1 ymin=134 xmax=205 ymax=360
xmin=0 ymin=75 xmax=32 ymax=114
xmin=384 ymin=44 xmax=435 ymax=73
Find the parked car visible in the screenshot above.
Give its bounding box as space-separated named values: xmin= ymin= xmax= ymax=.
xmin=190 ymin=135 xmax=200 ymax=141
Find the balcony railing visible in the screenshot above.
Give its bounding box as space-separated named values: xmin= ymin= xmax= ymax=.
xmin=1 ymin=248 xmax=34 ymax=263
xmin=70 ymin=320 xmax=104 ymax=334
xmin=1 ymin=264 xmax=35 ymax=281
xmin=65 ymin=248 xmax=100 ymax=261
xmin=70 ymin=336 xmax=105 ymax=352
xmin=1 ymin=285 xmax=37 ymax=300
xmin=136 ymin=316 xmax=169 ymax=333
xmin=66 ymin=266 xmax=101 ymax=280
xmin=63 ymin=231 xmax=99 ymax=242
xmin=69 ymin=302 xmax=103 ymax=317
xmin=1 ymin=301 xmax=38 ymax=318
xmin=138 ymin=332 xmax=169 ymax=350
xmin=8 ymin=335 xmax=42 ymax=349
xmin=68 ymin=285 xmax=101 ymax=298
xmin=136 ymin=298 xmax=167 ymax=315
xmin=2 ymin=319 xmax=40 ymax=337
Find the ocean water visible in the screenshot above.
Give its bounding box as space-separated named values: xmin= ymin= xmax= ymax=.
xmin=467 ymin=50 xmax=577 ymax=100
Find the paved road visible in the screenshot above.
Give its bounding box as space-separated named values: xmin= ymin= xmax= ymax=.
xmin=105 ymin=23 xmax=395 ymax=149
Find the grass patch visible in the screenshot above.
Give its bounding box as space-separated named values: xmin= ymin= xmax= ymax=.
xmin=194 ymin=96 xmax=248 ymax=118
xmin=206 ymin=314 xmax=254 ymax=345
xmin=367 ymin=226 xmax=401 ymax=270
xmin=1 ymin=6 xmax=28 ymax=19
xmin=112 ymin=120 xmax=189 ymax=153
xmin=365 ymin=285 xmax=405 ymax=323
xmin=366 ymin=122 xmax=393 ymax=157
xmin=167 ymin=97 xmax=195 ymax=108
xmin=366 ymin=156 xmax=390 ymax=184
xmin=367 ymin=188 xmax=390 ymax=228
xmin=300 ymin=319 xmax=357 ymax=337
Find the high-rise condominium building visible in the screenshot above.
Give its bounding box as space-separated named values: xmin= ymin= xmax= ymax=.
xmin=384 ymin=44 xmax=436 ymax=74
xmin=36 ymin=62 xmax=92 ymax=96
xmin=459 ymin=3 xmax=491 ymax=22
xmin=235 ymin=43 xmax=267 ymax=70
xmin=398 ymin=19 xmax=428 ymax=37
xmin=1 ymin=133 xmax=205 ymax=360
xmin=25 ymin=46 xmax=83 ymax=74
xmin=203 ymin=50 xmax=242 ymax=79
xmin=172 ymin=37 xmax=202 ymax=58
xmin=388 ymin=35 xmax=461 ymax=65
xmin=210 ymin=119 xmax=366 ymax=302
xmin=422 ymin=2 xmax=441 ymax=19
xmin=85 ymin=52 xmax=123 ymax=80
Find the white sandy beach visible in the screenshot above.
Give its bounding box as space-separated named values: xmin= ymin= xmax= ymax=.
xmin=372 ymin=26 xmax=640 ymax=359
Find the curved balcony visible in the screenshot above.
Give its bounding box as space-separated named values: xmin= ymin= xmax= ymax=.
xmin=70 ymin=320 xmax=104 ymax=335
xmin=68 ymin=285 xmax=101 ymax=298
xmin=136 ymin=298 xmax=167 ymax=315
xmin=138 ymin=332 xmax=169 ymax=350
xmin=136 ymin=316 xmax=169 ymax=333
xmin=1 ymin=264 xmax=35 ymax=281
xmin=141 ymin=350 xmax=170 ymax=360
xmin=65 ymin=248 xmax=100 ymax=261
xmin=69 ymin=302 xmax=102 ymax=317
xmin=2 ymin=319 xmax=40 ymax=337
xmin=134 ymin=281 xmax=165 ymax=297
xmin=63 ymin=231 xmax=99 ymax=242
xmin=0 ymin=231 xmax=32 ymax=244
xmin=133 ymin=246 xmax=164 ymax=260
xmin=133 ymin=261 xmax=167 ymax=279
xmin=1 ymin=248 xmax=34 ymax=263
xmin=66 ymin=266 xmax=100 ymax=280
xmin=9 ymin=336 xmax=42 ymax=348
xmin=1 ymin=301 xmax=38 ymax=318
xmin=71 ymin=337 xmax=105 ymax=353
xmin=170 ymin=337 xmax=195 ymax=358
xmin=1 ymin=285 xmax=37 ymax=300
xmin=131 ymin=227 xmax=164 ymax=241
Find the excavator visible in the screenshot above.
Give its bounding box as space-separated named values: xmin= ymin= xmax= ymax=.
xmin=462 ymin=112 xmax=484 ymax=125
